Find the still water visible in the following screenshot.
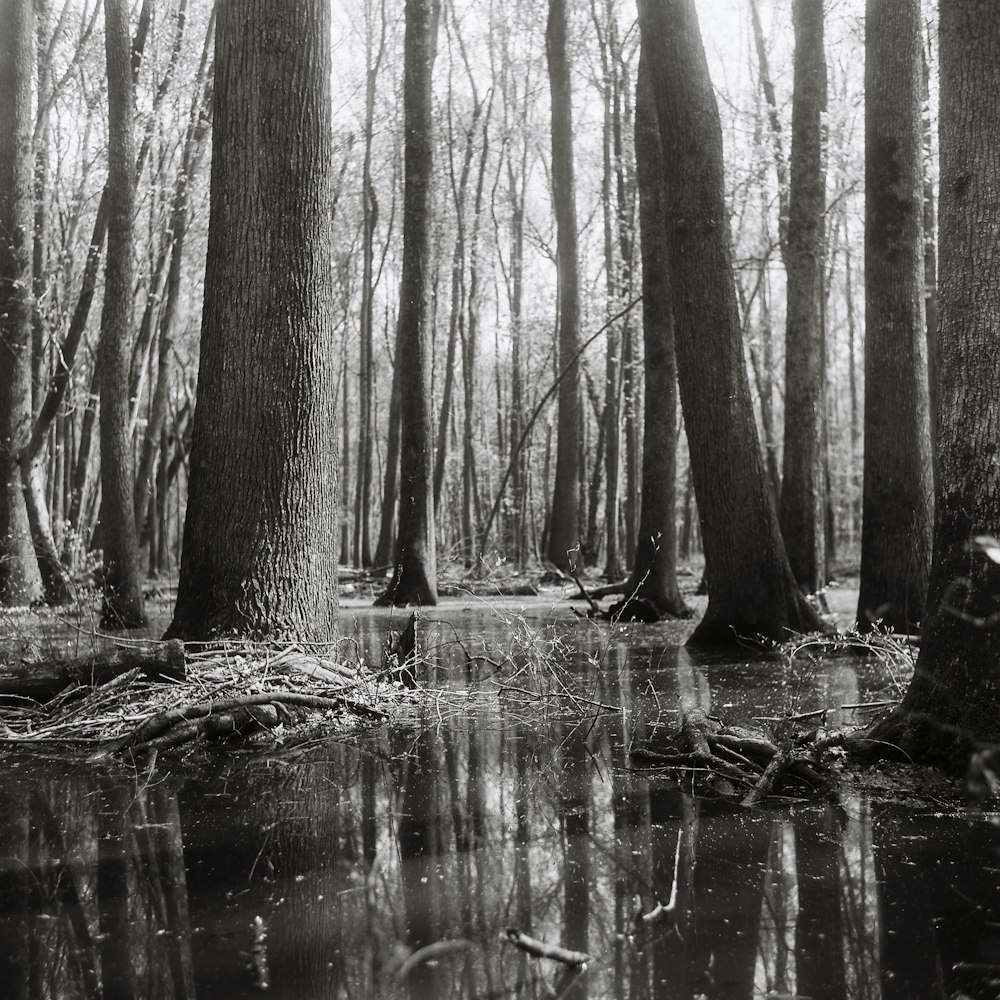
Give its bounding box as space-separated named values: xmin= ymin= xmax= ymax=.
xmin=1 ymin=601 xmax=998 ymax=999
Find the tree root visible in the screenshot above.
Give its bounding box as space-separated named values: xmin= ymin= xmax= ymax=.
xmin=629 ymin=707 xmax=835 ymax=804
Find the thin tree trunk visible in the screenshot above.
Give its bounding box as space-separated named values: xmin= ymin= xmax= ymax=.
xmin=857 ymin=0 xmax=933 ymax=633
xmin=619 ymin=50 xmax=688 ymax=619
xmin=780 ymin=0 xmax=827 ymax=594
xmin=376 ymin=0 xmax=439 ymax=605
xmin=355 ymin=0 xmax=386 ymax=568
xmin=921 ymin=43 xmax=939 ymax=453
xmin=98 ymin=0 xmax=146 ymax=629
xmin=461 ymin=109 xmax=490 ymax=567
xmin=373 ymin=327 xmax=402 ymax=568
xmin=594 ymin=0 xmax=622 ymax=582
xmin=544 ymin=0 xmax=582 ymax=571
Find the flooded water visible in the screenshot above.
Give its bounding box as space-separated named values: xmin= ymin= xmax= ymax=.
xmin=2 ymin=601 xmax=999 ymax=999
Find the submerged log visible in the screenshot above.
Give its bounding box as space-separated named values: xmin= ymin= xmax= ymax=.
xmin=0 ymin=640 xmax=186 ymax=704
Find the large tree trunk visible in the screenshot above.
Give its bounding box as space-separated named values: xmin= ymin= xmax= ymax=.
xmin=866 ymin=0 xmax=1000 ymax=769
xmin=544 ymin=0 xmax=582 ymax=572
xmin=780 ymin=0 xmax=827 ymax=594
xmin=376 ymin=0 xmax=439 ymax=606
xmin=619 ymin=50 xmax=687 ymax=620
xmin=0 ymin=0 xmax=43 ymax=606
xmin=636 ymin=0 xmax=822 ymax=645
xmin=856 ymin=0 xmax=933 ymax=634
xmin=166 ymin=0 xmax=339 ymax=641
xmin=98 ymin=0 xmax=146 ymax=629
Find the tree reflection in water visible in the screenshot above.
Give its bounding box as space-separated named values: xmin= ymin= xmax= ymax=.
xmin=0 ymin=612 xmax=998 ymax=998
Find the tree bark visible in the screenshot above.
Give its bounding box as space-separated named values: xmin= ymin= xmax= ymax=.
xmin=544 ymin=0 xmax=582 ymax=572
xmin=857 ymin=0 xmax=933 ymax=634
xmin=780 ymin=0 xmax=827 ymax=594
xmin=98 ymin=0 xmax=146 ymax=629
xmin=376 ymin=0 xmax=439 ymax=605
xmin=865 ymin=0 xmax=1000 ymax=768
xmin=0 ymin=0 xmax=43 ymax=606
xmin=166 ymin=0 xmax=339 ymax=641
xmin=636 ymin=0 xmax=822 ymax=645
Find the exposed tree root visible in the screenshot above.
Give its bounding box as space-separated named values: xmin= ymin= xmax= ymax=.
xmin=629 ymin=706 xmax=835 ymax=804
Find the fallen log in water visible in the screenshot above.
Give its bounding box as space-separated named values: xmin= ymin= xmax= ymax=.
xmin=0 ymin=640 xmax=186 ymax=704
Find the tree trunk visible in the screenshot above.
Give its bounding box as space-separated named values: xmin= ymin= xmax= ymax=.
xmin=544 ymin=0 xmax=582 ymax=572
xmin=355 ymin=0 xmax=386 ymax=569
xmin=0 ymin=0 xmax=43 ymax=606
xmin=865 ymin=0 xmax=1000 ymax=769
xmin=98 ymin=0 xmax=146 ymax=629
xmin=921 ymin=43 xmax=939 ymax=463
xmin=595 ymin=0 xmax=621 ymax=582
xmin=780 ymin=0 xmax=827 ymax=594
xmin=636 ymin=0 xmax=822 ymax=645
xmin=376 ymin=0 xmax=439 ymax=606
xmin=166 ymin=0 xmax=339 ymax=641
xmin=373 ymin=328 xmax=402 ymax=568
xmin=619 ymin=50 xmax=688 ymax=620
xmin=857 ymin=0 xmax=933 ymax=634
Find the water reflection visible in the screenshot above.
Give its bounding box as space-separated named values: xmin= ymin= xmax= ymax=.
xmin=0 ymin=608 xmax=997 ymax=998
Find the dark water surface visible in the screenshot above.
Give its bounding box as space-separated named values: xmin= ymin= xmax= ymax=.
xmin=2 ymin=601 xmax=999 ymax=999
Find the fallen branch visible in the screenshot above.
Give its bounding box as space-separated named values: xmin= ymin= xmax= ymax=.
xmin=741 ymin=742 xmax=793 ymax=808
xmin=96 ymin=690 xmax=385 ymax=758
xmin=503 ymin=928 xmax=590 ymax=967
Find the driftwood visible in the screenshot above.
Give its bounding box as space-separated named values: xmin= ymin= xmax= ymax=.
xmin=0 ymin=640 xmax=186 ymax=704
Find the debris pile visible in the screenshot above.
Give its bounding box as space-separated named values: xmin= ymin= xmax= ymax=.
xmin=0 ymin=639 xmax=398 ymax=758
